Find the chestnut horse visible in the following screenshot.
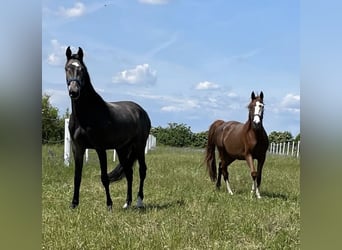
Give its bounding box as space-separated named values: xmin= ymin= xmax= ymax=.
xmin=205 ymin=91 xmax=269 ymax=198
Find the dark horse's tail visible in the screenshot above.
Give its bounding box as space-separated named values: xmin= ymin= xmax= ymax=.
xmin=205 ymin=120 xmax=224 ymax=182
xmin=108 ymin=163 xmax=125 ymax=182
xmin=108 ymin=105 xmax=151 ymax=183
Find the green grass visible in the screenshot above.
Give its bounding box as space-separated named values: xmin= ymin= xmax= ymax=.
xmin=42 ymin=145 xmax=300 ymax=250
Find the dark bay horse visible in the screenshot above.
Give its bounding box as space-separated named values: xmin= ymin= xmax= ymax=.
xmin=65 ymin=47 xmax=151 ymax=210
xmin=205 ymin=91 xmax=269 ymax=198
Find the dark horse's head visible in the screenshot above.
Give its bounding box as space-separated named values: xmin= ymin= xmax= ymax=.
xmin=65 ymin=46 xmax=87 ymax=100
xmin=248 ymin=91 xmax=264 ymax=129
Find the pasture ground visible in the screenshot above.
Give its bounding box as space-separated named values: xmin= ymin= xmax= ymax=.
xmin=42 ymin=145 xmax=300 ymax=249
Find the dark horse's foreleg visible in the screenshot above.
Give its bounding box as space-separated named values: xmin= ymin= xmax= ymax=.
xmin=96 ymin=149 xmax=113 ymax=210
xmin=71 ymin=147 xmax=85 ymax=209
xmin=123 ymin=160 xmax=134 ymax=209
xmin=137 ymin=151 xmax=147 ymax=208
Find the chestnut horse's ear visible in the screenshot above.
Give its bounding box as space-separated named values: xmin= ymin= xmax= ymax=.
xmin=66 ymin=46 xmax=72 ymax=60
xmin=251 ymin=91 xmax=256 ymax=100
xmin=260 ymin=91 xmax=264 ymax=100
xmin=77 ymin=47 xmax=84 ymax=61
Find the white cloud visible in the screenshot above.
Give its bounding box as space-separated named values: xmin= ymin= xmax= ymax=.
xmin=138 ymin=0 xmax=169 ymax=5
xmin=44 ymin=2 xmax=106 ymax=19
xmin=112 ymin=64 xmax=157 ymax=85
xmin=161 ymin=99 xmax=199 ymax=112
xmin=281 ymin=93 xmax=300 ymax=113
xmin=225 ymin=48 xmax=261 ymax=64
xmin=145 ymin=34 xmax=178 ymax=58
xmin=226 ymin=91 xmax=238 ymax=98
xmin=161 ymin=106 xmax=179 ymax=112
xmin=47 ymin=40 xmax=69 ymax=66
xmin=127 ymin=91 xmax=199 ymax=112
xmin=58 ymin=2 xmax=86 ymax=18
xmin=195 ymin=81 xmax=219 ymax=90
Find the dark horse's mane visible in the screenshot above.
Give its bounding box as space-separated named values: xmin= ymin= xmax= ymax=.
xmin=65 ymin=46 xmax=151 ymax=210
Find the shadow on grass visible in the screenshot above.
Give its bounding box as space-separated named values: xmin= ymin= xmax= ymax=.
xmin=217 ymin=189 xmax=294 ymax=201
xmin=132 ymin=199 xmax=185 ymax=213
xmin=260 ymin=191 xmax=293 ymax=201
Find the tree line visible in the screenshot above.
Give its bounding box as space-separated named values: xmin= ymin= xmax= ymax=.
xmin=42 ymin=94 xmax=300 ymax=146
xmin=42 ymin=94 xmax=69 ymax=144
xmin=151 ymin=123 xmax=208 ymax=148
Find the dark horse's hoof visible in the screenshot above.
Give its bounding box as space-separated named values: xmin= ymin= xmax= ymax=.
xmin=70 ymin=203 xmax=78 ymax=209
xmin=107 ymin=205 xmax=112 ymax=212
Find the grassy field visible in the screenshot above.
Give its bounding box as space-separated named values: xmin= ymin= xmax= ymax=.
xmin=42 ymin=145 xmax=300 ymax=250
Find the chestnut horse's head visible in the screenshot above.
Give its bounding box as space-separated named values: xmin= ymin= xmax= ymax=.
xmin=249 ymin=91 xmax=264 ymax=129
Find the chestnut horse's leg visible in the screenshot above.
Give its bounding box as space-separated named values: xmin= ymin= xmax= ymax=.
xmin=96 ymin=149 xmax=113 ymax=211
xmin=221 ymin=159 xmax=234 ymax=195
xmin=246 ymin=154 xmax=261 ymax=198
xmin=216 ymin=161 xmax=222 ymax=189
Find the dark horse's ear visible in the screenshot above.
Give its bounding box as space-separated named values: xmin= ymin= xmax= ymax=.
xmin=251 ymin=91 xmax=256 ymax=100
xmin=77 ymin=47 xmax=84 ymax=61
xmin=66 ymin=46 xmax=72 ymax=60
xmin=260 ymin=91 xmax=264 ymax=100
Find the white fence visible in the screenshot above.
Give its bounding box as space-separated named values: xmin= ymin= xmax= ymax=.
xmin=63 ymin=119 xmax=156 ymax=166
xmin=268 ymin=141 xmax=300 ymax=158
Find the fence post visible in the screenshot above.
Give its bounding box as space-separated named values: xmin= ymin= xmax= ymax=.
xmin=296 ymin=141 xmax=300 ymax=158
xmin=85 ymin=149 xmax=89 ymax=163
xmin=64 ymin=119 xmax=70 ymax=166
xmin=113 ymin=150 xmax=116 ymax=162
xmin=268 ymin=140 xmax=300 ymax=157
xmin=273 ymin=143 xmax=275 ymax=154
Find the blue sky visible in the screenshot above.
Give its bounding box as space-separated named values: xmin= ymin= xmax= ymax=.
xmin=42 ymin=0 xmax=299 ymax=135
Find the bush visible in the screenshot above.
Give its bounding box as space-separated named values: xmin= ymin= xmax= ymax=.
xmin=151 ymin=123 xmax=207 ymax=148
xmin=42 ymin=94 xmax=66 ymax=144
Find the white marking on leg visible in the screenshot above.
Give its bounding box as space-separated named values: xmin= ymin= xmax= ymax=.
xmin=136 ymin=196 xmax=144 ymax=208
xmin=123 ymin=203 xmax=130 ymax=209
xmin=225 ymin=180 xmax=233 ymax=195
xmin=255 ymin=187 xmax=261 ymax=199
xmin=251 ymin=180 xmax=261 ymax=198
xmin=251 ymin=182 xmax=256 ymax=193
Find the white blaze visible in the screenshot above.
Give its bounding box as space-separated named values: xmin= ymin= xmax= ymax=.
xmin=71 ymin=61 xmax=80 ymax=67
xmin=253 ymin=101 xmax=263 ymax=124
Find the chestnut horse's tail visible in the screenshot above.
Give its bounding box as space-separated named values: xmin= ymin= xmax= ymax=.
xmin=205 ymin=120 xmax=224 ymax=182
